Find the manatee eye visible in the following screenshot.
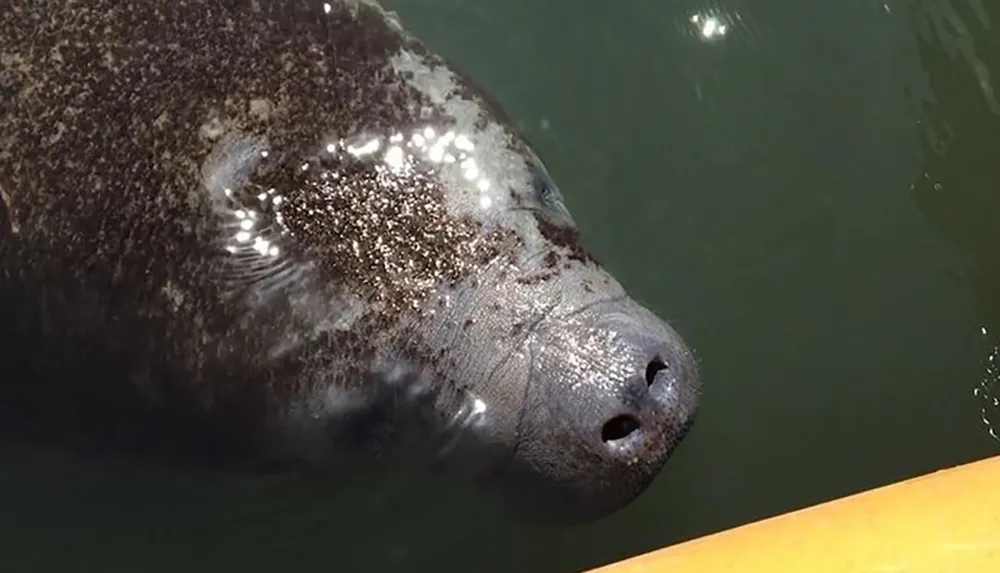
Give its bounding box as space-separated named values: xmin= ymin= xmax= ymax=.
xmin=523 ymin=145 xmax=574 ymax=226
xmin=529 ymin=162 xmax=565 ymax=209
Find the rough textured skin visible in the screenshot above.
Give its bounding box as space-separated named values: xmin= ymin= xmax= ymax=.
xmin=0 ymin=0 xmax=700 ymax=523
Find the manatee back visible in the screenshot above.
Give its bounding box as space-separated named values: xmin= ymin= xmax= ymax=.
xmin=0 ymin=0 xmax=436 ymax=467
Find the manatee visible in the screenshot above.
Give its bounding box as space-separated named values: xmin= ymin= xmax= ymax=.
xmin=0 ymin=0 xmax=699 ymax=523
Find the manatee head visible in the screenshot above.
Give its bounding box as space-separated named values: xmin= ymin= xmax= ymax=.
xmin=198 ymin=1 xmax=700 ymax=524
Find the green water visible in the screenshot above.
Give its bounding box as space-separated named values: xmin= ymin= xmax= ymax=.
xmin=2 ymin=0 xmax=998 ymax=571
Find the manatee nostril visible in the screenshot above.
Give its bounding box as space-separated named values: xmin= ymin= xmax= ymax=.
xmin=644 ymin=357 xmax=668 ymax=387
xmin=601 ymin=414 xmax=641 ymax=443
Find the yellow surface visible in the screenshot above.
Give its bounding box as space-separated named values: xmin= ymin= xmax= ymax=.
xmin=588 ymin=455 xmax=1000 ymax=573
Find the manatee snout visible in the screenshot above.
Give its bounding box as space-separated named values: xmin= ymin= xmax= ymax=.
xmin=487 ymin=296 xmax=700 ymax=523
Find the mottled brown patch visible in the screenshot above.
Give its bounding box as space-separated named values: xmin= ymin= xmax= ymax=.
xmin=252 ymin=148 xmax=516 ymax=322
xmin=0 ymin=184 xmax=18 ymax=235
xmin=543 ymin=250 xmax=559 ymax=269
xmin=514 ymin=269 xmax=557 ymax=286
xmin=535 ymin=216 xmax=593 ymax=264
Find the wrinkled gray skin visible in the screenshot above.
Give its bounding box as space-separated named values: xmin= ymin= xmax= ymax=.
xmin=0 ymin=0 xmax=699 ymax=523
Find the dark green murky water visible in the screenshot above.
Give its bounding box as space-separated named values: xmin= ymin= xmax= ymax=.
xmin=1 ymin=0 xmax=998 ymax=571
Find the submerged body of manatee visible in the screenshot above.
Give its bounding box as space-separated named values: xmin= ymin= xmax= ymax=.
xmin=0 ymin=0 xmax=699 ymax=523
